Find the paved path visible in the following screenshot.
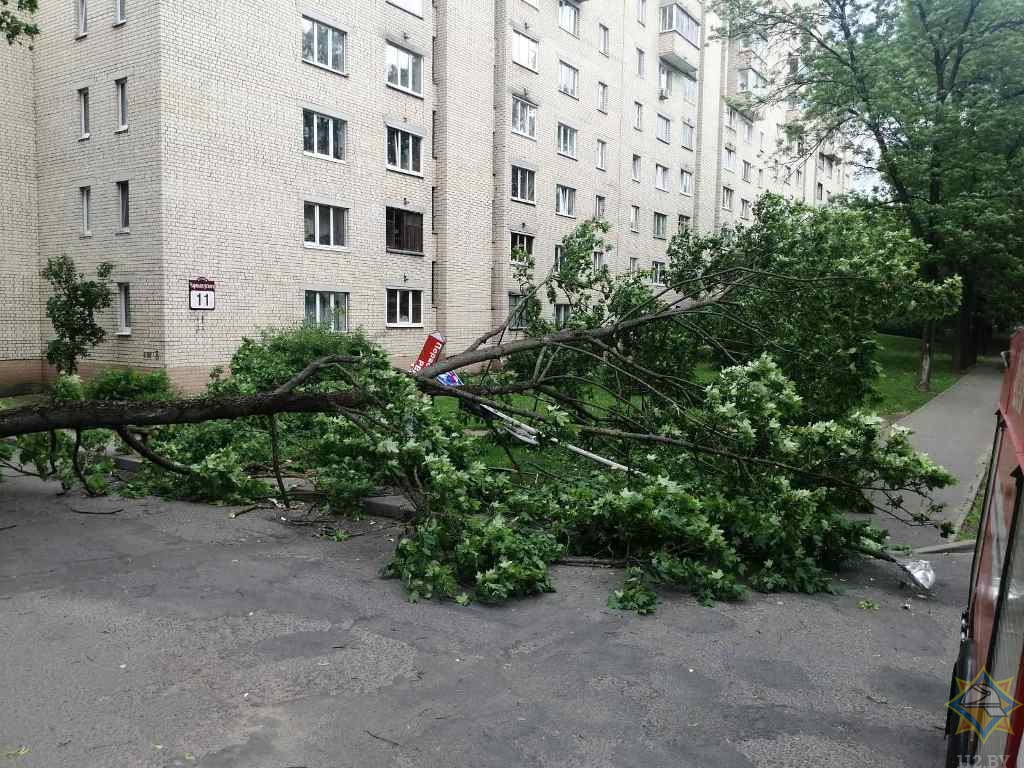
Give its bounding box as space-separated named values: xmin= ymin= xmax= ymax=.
xmin=887 ymin=361 xmax=1004 ymax=549
xmin=0 ymin=475 xmax=971 ymax=768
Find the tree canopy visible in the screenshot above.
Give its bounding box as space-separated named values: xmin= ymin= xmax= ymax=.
xmin=715 ymin=0 xmax=1024 ymax=378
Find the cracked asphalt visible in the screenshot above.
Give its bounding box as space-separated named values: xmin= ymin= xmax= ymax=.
xmin=0 ymin=470 xmax=969 ymax=768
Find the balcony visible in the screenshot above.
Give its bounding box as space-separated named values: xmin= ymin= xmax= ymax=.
xmin=658 ymin=3 xmax=700 ymax=77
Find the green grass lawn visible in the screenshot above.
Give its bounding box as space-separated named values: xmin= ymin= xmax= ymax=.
xmin=0 ymin=393 xmax=47 ymax=410
xmin=872 ymin=333 xmax=961 ymax=418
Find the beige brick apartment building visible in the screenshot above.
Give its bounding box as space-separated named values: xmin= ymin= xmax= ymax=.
xmin=0 ymin=0 xmax=849 ymax=394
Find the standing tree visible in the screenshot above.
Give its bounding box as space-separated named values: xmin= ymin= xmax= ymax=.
xmin=715 ymin=0 xmax=1024 ymax=385
xmin=41 ymin=255 xmax=114 ymax=375
xmin=1 ymin=0 xmax=37 ymax=44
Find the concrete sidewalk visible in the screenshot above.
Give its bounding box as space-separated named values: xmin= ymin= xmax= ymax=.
xmin=885 ymin=361 xmax=1004 ymax=549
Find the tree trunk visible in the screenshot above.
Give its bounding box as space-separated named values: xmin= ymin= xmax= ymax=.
xmin=952 ymin=277 xmax=978 ymax=372
xmin=917 ymin=321 xmax=934 ymax=391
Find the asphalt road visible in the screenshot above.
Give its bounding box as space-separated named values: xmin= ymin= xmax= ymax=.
xmin=0 ymin=473 xmax=968 ymax=768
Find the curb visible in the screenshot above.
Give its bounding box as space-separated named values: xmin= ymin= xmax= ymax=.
xmin=948 ymin=450 xmax=990 ymax=537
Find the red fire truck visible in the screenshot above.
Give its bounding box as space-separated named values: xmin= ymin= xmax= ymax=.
xmin=947 ymin=330 xmax=1024 ymax=766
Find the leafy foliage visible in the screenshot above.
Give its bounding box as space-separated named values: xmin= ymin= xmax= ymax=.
xmin=1 ymin=0 xmax=38 ymax=44
xmin=41 ymin=255 xmax=114 ymax=374
xmin=85 ymin=369 xmax=175 ymax=402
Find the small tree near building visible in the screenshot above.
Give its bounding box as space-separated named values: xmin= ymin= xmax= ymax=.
xmin=41 ymin=255 xmax=114 ymax=375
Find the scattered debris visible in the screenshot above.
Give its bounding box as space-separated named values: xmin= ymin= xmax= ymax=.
xmin=858 ymin=599 xmax=880 ymax=611
xmin=365 ymin=730 xmax=401 ymax=748
xmin=70 ymin=507 xmax=121 ymax=516
xmin=0 ymin=524 xmax=17 ymax=532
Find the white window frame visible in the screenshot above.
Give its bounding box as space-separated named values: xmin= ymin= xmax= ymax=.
xmin=508 ymin=293 xmax=527 ymax=330
xmin=385 ymin=42 xmax=424 ymax=96
xmin=636 ymin=0 xmax=647 ymax=24
xmin=80 ymin=186 xmax=91 ymax=235
xmin=305 ymin=290 xmax=350 ymax=332
xmin=629 ymin=257 xmax=639 ymax=273
xmin=558 ymin=60 xmax=579 ymax=98
xmin=116 ymin=282 xmax=131 ymax=335
xmin=680 ymin=169 xmax=693 ymax=195
xmin=303 ymin=109 xmax=346 ymax=161
xmin=116 ymin=180 xmax=129 ymax=231
xmin=557 ymin=122 xmax=578 ymax=159
xmin=302 ymin=16 xmax=346 ymax=74
xmin=632 ymin=154 xmax=641 ymax=182
xmin=629 ymin=204 xmax=640 ymax=232
xmin=653 ymin=212 xmax=667 ymax=239
xmin=558 ymin=0 xmax=580 ymax=36
xmin=386 ymin=126 xmax=423 ymax=175
xmin=511 ymin=165 xmax=536 ymax=203
xmin=115 ymin=78 xmax=128 ymax=131
xmin=386 ymin=288 xmax=424 ymax=328
xmin=555 ymin=184 xmax=576 ymax=217
xmin=740 ymin=199 xmax=752 ymax=219
xmin=596 ymin=138 xmax=607 ymax=170
xmin=636 ymin=47 xmax=646 ymax=78
xmin=511 ymin=95 xmax=538 ymax=139
xmin=678 ymin=214 xmax=691 ymax=233
xmin=304 ymin=201 xmax=349 ymax=249
xmin=722 ymin=186 xmax=734 ymax=210
xmin=78 ymin=88 xmax=90 ymax=139
xmin=76 ymin=0 xmax=88 ymax=35
xmin=633 ymin=101 xmax=643 ymax=130
xmin=598 ymin=23 xmax=610 ymax=55
xmin=512 ymin=30 xmax=539 ymax=71
xmin=592 ymin=249 xmax=605 ymax=269
xmin=596 ymin=81 xmax=608 ymax=112
xmin=651 ymin=261 xmax=666 ymax=286
xmin=723 ymin=147 xmax=736 ymax=172
xmin=114 ymin=0 xmax=126 ymax=25
xmin=656 ymin=113 xmax=671 ymax=143
xmin=594 ymin=194 xmax=606 ymax=218
xmin=655 ymin=164 xmax=669 ymax=191
xmin=554 ymin=303 xmax=570 ymax=328
xmin=554 ymin=244 xmax=565 ymax=270
xmin=681 ymin=121 xmax=695 ymax=149
xmin=743 ymin=119 xmax=754 ymax=143
xmin=511 ymin=231 xmax=534 ymax=263
xmin=682 ymin=74 xmax=697 ymax=104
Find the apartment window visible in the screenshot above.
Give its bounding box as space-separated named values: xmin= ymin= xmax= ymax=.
xmin=677 ymin=214 xmax=691 ymax=233
xmin=78 ymin=88 xmax=90 ymax=138
xmin=557 ymin=123 xmax=577 ymax=159
xmin=512 ymin=30 xmax=539 ymax=71
xmin=80 ymin=187 xmax=91 ymax=235
xmin=303 ymin=109 xmax=346 ymax=160
xmin=681 ymin=121 xmax=694 ymax=149
xmin=659 ymin=3 xmax=699 ymax=45
xmin=76 ymin=0 xmax=87 ymax=35
xmin=554 ymin=303 xmax=570 ymax=328
xmin=742 ymin=160 xmax=752 ymax=182
xmin=115 ymin=78 xmax=128 ymax=131
xmin=636 ymin=0 xmax=647 ymax=24
xmin=116 ymin=180 xmax=129 ymax=231
xmin=796 ymin=168 xmax=803 ymax=185
xmin=511 ymin=165 xmax=536 ymax=202
xmin=116 ymin=283 xmax=131 ymax=334
xmin=114 ymin=0 xmax=126 ymax=24
xmin=305 ymin=291 xmax=349 ymax=332
xmin=653 ymin=212 xmax=667 ymax=239
xmin=558 ymin=61 xmax=579 ymax=98
xmin=386 ymin=126 xmax=423 ymax=174
xmin=651 ymin=261 xmax=667 ymax=285
xmin=629 ymin=205 xmax=640 ymax=232
xmin=594 ymin=194 xmax=606 ymax=218
xmin=595 ymin=139 xmax=607 ymax=170
xmin=629 ymin=257 xmax=639 ymax=273
xmin=598 ymin=23 xmax=609 ymax=55
xmin=387 ymin=288 xmax=423 ymax=327
xmin=655 ymin=164 xmax=669 ymax=191
xmin=740 ymin=198 xmax=752 ymax=219
xmin=682 ymin=74 xmax=697 ymax=103
xmin=511 ymin=95 xmax=537 ymax=138
xmin=723 ymin=147 xmax=736 ymax=172
xmin=511 ymin=231 xmax=534 ymax=263
xmin=631 ymin=154 xmax=641 ymax=181
xmin=633 ymin=101 xmax=643 ymax=130
xmin=726 ymin=107 xmax=738 ymax=127
xmin=555 ymin=184 xmax=576 ymax=217
xmin=554 ymin=244 xmax=565 ymax=269
xmin=302 ymin=16 xmax=346 ymax=73
xmin=304 ymin=201 xmax=348 ymax=248
xmin=743 ymin=120 xmax=754 ymax=144
xmin=738 ymin=68 xmax=767 ymax=93
xmin=386 ymin=207 xmax=424 ymax=254
xmin=507 ymin=294 xmax=527 ymax=330
xmin=816 ymin=182 xmax=824 ymax=201
xmin=636 ymin=48 xmax=646 ymax=78
xmin=659 ymin=63 xmax=672 ymax=95
xmin=558 ymin=0 xmax=579 ymax=36
xmin=596 ymin=81 xmax=608 ymax=112
xmin=680 ymin=169 xmax=693 ymax=195
xmin=656 ymin=113 xmax=671 ymax=143
xmin=386 ymin=42 xmax=423 ymax=96
xmin=592 ymin=250 xmax=605 ymax=269
xmin=722 ymin=186 xmax=734 ymax=210
xmin=758 ymin=168 xmax=764 ymax=186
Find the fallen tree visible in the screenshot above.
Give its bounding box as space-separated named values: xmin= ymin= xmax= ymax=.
xmin=0 ymin=197 xmax=961 ymax=610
